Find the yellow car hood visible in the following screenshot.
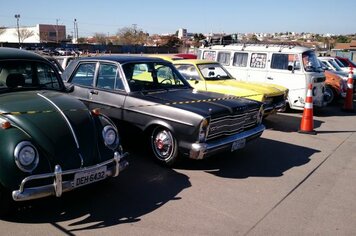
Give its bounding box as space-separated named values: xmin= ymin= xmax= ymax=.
xmin=204 ymin=79 xmax=286 ymax=97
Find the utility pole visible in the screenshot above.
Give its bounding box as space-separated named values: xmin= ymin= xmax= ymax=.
xmin=56 ymin=19 xmax=59 ymax=43
xmin=14 ymin=14 xmax=20 ymax=48
xmin=73 ymin=19 xmax=77 ymax=43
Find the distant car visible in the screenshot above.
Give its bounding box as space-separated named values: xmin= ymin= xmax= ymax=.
xmin=335 ymin=56 xmax=356 ymax=69
xmin=0 ymin=48 xmax=128 ymax=216
xmin=324 ymin=70 xmax=347 ymax=104
xmin=62 ymin=55 xmax=265 ymax=166
xmin=149 ymin=54 xmax=184 ymax=62
xmin=173 ymin=59 xmax=288 ymax=116
xmin=54 ymin=55 xmax=77 ymax=71
xmin=174 ymin=53 xmax=197 ymax=59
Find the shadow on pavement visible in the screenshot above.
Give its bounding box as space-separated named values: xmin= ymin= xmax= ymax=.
xmin=176 ymin=137 xmax=319 ymax=179
xmin=263 ymin=113 xmax=324 ymax=132
xmin=4 ymin=153 xmax=191 ymax=233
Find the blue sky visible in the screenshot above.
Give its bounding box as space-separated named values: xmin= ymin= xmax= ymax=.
xmin=1 ymin=0 xmax=356 ymax=37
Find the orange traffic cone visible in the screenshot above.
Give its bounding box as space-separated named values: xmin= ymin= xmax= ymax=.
xmin=298 ymin=83 xmax=316 ymax=135
xmin=342 ymin=67 xmax=354 ymax=112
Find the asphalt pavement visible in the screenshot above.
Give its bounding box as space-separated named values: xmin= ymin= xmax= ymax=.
xmin=0 ymin=100 xmax=355 ymax=236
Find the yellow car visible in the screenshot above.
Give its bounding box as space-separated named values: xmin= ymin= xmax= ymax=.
xmin=173 ymin=59 xmax=288 ymax=116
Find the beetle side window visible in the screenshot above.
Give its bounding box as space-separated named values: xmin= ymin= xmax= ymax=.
xmin=250 ymin=53 xmax=267 ymax=68
xmin=217 ymin=52 xmax=231 ymax=66
xmin=71 ymin=63 xmax=96 ymax=87
xmin=233 ymin=52 xmax=248 ymax=67
xmin=37 ymin=63 xmax=61 ymax=89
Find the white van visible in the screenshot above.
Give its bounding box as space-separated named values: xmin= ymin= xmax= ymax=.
xmin=198 ymin=43 xmax=327 ymax=110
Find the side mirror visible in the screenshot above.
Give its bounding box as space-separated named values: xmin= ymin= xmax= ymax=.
xmin=287 ymin=65 xmax=294 ymax=71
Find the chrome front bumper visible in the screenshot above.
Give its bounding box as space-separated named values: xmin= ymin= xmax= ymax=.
xmin=12 ymin=151 xmax=128 ymax=202
xmin=189 ymin=124 xmax=265 ymax=160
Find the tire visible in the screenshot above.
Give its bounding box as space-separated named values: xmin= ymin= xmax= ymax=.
xmin=150 ymin=126 xmax=179 ymax=166
xmin=0 ymin=184 xmax=13 ymax=217
xmin=324 ymin=86 xmax=335 ymax=105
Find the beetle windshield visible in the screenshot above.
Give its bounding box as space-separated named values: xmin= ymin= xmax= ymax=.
xmin=0 ymin=61 xmax=63 ymax=91
xmin=122 ymin=62 xmax=190 ymax=92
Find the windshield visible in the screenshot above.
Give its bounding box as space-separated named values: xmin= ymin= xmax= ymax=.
xmin=197 ymin=63 xmax=233 ymax=80
xmin=0 ymin=61 xmax=62 ymax=92
xmin=302 ymin=51 xmax=323 ymax=72
xmin=328 ymin=59 xmax=343 ymax=71
xmin=122 ymin=62 xmax=190 ymax=92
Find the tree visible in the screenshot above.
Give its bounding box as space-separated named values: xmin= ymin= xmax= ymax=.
xmin=160 ymin=35 xmax=182 ymax=47
xmin=14 ymin=28 xmax=34 ymax=43
xmin=335 ymin=35 xmax=350 ymax=43
xmin=116 ymin=25 xmax=148 ymax=45
xmin=192 ymin=33 xmax=206 ymax=47
xmin=93 ymin=33 xmax=107 ymax=44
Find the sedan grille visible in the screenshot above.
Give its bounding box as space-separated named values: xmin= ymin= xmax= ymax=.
xmin=207 ymin=108 xmax=259 ymax=140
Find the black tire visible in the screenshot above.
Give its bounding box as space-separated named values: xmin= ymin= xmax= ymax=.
xmin=0 ymin=184 xmax=14 ymax=217
xmin=324 ymin=86 xmax=335 ymax=105
xmin=150 ymin=126 xmax=179 ymax=166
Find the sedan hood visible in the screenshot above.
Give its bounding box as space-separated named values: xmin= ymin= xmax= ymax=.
xmin=212 ymin=79 xmax=286 ymax=96
xmin=0 ymin=90 xmax=98 ymax=170
xmin=133 ymin=89 xmax=261 ymax=118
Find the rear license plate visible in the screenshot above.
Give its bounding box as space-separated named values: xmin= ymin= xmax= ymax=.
xmin=74 ymin=166 xmax=107 ymax=187
xmin=231 ymin=139 xmax=246 ymax=152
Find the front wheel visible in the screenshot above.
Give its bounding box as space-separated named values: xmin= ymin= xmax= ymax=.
xmin=324 ymin=86 xmax=335 ymax=104
xmin=150 ymin=127 xmax=179 ymax=166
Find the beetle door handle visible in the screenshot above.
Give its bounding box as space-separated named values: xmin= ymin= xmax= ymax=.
xmin=267 ymin=77 xmax=274 ymax=80
xmin=89 ymin=90 xmax=98 ymax=95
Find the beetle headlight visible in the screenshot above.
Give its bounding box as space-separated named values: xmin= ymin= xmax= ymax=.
xmin=198 ymin=118 xmax=209 ymax=142
xmin=14 ymin=141 xmax=39 ymax=173
xmin=102 ymin=125 xmax=119 ymax=150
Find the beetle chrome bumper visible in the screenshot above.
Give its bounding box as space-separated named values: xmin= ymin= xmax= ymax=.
xmin=12 ymin=151 xmax=128 ymax=201
xmin=189 ymin=124 xmax=265 ymax=160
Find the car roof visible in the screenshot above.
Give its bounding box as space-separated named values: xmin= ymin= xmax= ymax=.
xmin=76 ymin=55 xmax=168 ymax=64
xmin=0 ymin=47 xmax=47 ymax=61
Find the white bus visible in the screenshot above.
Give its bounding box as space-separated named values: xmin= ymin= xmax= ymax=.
xmin=198 ymin=43 xmax=327 ymax=110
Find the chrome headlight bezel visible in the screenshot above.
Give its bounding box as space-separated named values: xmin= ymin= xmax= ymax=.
xmin=102 ymin=125 xmax=119 ymax=150
xmin=14 ymin=141 xmax=39 ymax=173
xmin=198 ymin=118 xmax=210 ymax=142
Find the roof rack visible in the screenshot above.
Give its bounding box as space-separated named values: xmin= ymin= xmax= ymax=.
xmin=202 ymin=34 xmax=302 ymax=50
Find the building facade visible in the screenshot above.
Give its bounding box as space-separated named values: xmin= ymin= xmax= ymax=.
xmin=0 ymin=24 xmax=66 ymax=44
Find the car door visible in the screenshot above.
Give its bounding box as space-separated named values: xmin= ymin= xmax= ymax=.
xmin=87 ymin=62 xmax=126 ymax=120
xmin=68 ymin=62 xmax=97 ymax=107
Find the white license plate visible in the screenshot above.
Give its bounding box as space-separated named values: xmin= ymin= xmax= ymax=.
xmin=231 ymin=139 xmax=246 ymax=152
xmin=74 ymin=166 xmax=107 ymax=187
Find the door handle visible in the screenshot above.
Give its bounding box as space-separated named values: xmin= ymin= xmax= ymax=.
xmin=267 ymin=77 xmax=274 ymax=80
xmin=89 ymin=90 xmax=98 ymax=95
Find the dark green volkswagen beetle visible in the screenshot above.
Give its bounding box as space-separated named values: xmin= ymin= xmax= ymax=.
xmin=0 ymin=48 xmax=128 ymax=216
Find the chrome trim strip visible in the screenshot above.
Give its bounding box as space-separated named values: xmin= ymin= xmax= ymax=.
xmin=37 ymin=93 xmax=80 ymax=149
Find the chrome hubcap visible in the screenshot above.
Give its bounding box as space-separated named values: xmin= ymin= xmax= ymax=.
xmin=152 ymin=129 xmax=173 ymax=160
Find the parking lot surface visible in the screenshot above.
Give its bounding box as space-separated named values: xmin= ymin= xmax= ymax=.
xmin=0 ymin=102 xmax=355 ymax=236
